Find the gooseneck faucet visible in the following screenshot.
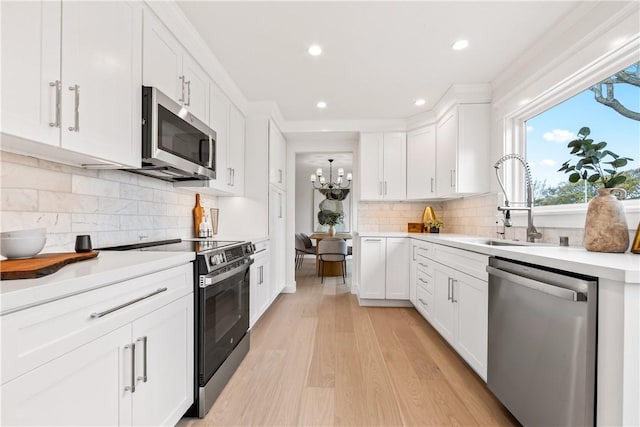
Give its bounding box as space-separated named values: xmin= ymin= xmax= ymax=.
xmin=494 ymin=154 xmax=542 ymax=243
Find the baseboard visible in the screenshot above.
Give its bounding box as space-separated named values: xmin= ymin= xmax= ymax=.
xmin=356 ymin=296 xmax=413 ymax=307
xmin=282 ymin=283 xmax=296 ymax=293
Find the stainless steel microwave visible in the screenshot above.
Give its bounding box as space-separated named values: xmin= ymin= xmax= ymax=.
xmin=131 ymin=86 xmax=216 ymax=182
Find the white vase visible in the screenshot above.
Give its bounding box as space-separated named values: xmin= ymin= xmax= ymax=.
xmin=328 ymin=225 xmax=336 ymax=236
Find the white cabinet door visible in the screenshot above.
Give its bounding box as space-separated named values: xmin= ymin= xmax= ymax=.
xmin=269 ymin=185 xmax=285 ymax=299
xmin=432 ymin=263 xmax=456 ymax=344
xmin=359 ymin=237 xmax=386 ymax=299
xmin=250 ymin=250 xmax=270 ymax=327
xmin=142 ymin=9 xmax=182 ymax=102
xmin=1 ymin=1 xmax=61 ymax=147
xmin=210 ymin=82 xmax=230 ymax=189
xmin=435 ymin=105 xmax=491 ymax=197
xmin=385 ymin=238 xmax=409 ymax=299
xmin=131 ymin=295 xmax=194 ymax=427
xmin=382 ymin=132 xmax=407 ymax=200
xmin=409 ymin=242 xmax=418 ymax=305
xmin=436 ymin=108 xmax=458 ymax=197
xmin=454 ymin=271 xmax=488 ymax=380
xmin=0 ymin=325 xmax=131 ymax=427
xmin=228 ymin=104 xmax=245 ymax=195
xmin=61 ymin=1 xmax=142 ymax=167
xmin=182 ymin=53 xmax=209 ymax=124
xmin=269 ymin=122 xmax=286 ymax=189
xmin=359 ymin=133 xmax=383 ymax=200
xmin=407 ymin=126 xmax=436 ymax=199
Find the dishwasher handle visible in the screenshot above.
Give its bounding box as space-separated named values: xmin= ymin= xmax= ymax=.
xmin=487 ymin=265 xmax=582 ymax=301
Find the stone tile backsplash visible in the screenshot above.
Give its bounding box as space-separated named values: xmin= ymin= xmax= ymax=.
xmin=1 ymin=151 xmax=216 ymax=252
xmin=358 ymin=201 xmax=444 ymax=232
xmin=360 ymin=192 xmax=635 ymax=247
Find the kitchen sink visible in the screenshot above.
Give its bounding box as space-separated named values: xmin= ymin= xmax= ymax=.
xmin=483 ymin=240 xmax=527 ymax=247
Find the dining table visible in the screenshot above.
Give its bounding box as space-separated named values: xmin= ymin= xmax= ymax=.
xmin=309 ymin=232 xmax=353 ymax=277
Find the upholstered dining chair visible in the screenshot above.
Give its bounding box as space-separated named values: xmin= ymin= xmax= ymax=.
xmin=317 ymin=237 xmax=348 ymax=284
xmin=299 ymin=232 xmax=316 ymax=252
xmin=295 ymin=233 xmax=316 ymax=269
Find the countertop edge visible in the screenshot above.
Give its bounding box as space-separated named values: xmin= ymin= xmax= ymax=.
xmin=0 ymin=252 xmax=196 ymax=316
xmin=353 ymin=232 xmax=640 ymax=284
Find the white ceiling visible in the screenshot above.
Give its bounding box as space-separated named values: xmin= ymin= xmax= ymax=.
xmin=177 ymin=1 xmax=580 ymax=121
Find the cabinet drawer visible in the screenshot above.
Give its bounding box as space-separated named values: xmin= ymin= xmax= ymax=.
xmin=415 ymin=285 xmax=433 ymax=320
xmin=1 ymin=264 xmax=192 ymax=385
xmin=415 ymin=242 xmax=433 ymax=259
xmin=416 ymin=269 xmax=433 ymax=294
xmin=415 ymin=255 xmax=433 ymax=277
xmin=433 ymin=244 xmax=488 ymax=281
xmin=253 ymin=239 xmax=269 ymax=254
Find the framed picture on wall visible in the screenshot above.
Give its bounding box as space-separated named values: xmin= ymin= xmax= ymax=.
xmin=313 ymin=189 xmax=351 ymax=232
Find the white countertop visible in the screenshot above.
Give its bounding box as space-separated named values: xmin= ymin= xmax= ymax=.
xmin=0 ymin=251 xmax=195 ymax=315
xmin=355 ymin=232 xmax=640 ymax=284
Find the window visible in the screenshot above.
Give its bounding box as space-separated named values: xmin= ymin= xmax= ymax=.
xmin=525 ymin=62 xmax=639 ymax=206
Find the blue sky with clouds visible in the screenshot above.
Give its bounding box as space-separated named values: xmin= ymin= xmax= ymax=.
xmin=526 ymin=68 xmax=640 ymax=187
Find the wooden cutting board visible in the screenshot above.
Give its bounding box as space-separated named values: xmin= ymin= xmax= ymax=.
xmin=0 ymin=252 xmax=99 ymax=280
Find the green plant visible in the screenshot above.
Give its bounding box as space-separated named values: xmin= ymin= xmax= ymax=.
xmin=559 ymin=127 xmax=634 ymax=188
xmin=324 ymin=211 xmax=344 ymax=226
xmin=425 ymin=219 xmax=444 ymax=229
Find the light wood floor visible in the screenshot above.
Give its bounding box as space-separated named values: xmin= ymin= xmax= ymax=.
xmin=179 ymin=259 xmax=519 ymax=427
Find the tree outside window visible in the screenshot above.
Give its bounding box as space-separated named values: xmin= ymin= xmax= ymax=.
xmin=526 ymin=62 xmax=639 ymax=206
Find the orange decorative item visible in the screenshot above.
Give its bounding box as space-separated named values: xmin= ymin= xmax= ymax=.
xmin=193 ymin=193 xmax=205 ymax=238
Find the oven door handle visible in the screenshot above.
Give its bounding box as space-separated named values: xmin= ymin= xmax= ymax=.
xmin=200 ymin=259 xmax=254 ymax=288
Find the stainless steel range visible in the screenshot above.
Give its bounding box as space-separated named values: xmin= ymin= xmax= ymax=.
xmin=100 ymin=238 xmax=254 ymax=418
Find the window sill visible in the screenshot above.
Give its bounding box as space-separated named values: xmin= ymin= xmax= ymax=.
xmin=511 ymin=200 xmax=640 ymax=229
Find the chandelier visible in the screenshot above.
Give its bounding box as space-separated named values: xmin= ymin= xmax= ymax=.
xmin=310 ymin=159 xmax=352 ymax=200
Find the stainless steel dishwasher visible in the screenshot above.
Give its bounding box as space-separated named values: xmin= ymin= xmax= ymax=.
xmin=486 ymin=257 xmax=598 ymax=427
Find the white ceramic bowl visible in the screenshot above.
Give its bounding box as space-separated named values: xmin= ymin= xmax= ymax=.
xmin=0 ymin=235 xmax=47 ymax=259
xmin=0 ymin=227 xmax=46 ymax=239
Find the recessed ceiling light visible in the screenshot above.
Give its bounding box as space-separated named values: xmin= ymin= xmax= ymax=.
xmin=308 ymin=45 xmax=323 ymax=56
xmin=317 ymin=101 xmax=327 ymax=109
xmin=452 ymin=39 xmax=469 ymax=51
xmin=415 ymin=99 xmax=426 ymax=106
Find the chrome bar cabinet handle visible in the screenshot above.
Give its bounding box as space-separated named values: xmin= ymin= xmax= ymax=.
xmin=124 ymin=343 xmax=136 ymax=393
xmin=185 ymin=80 xmax=191 ymax=106
xmin=49 ymin=80 xmax=61 ymax=128
xmin=430 ymin=177 xmax=434 ymax=193
xmin=90 ymin=288 xmax=168 ymax=319
xmin=137 ymin=336 xmax=148 ymax=383
xmin=68 ymin=85 xmax=80 ymax=132
xmin=447 ymin=277 xmax=452 ymax=301
xmin=418 ymin=298 xmax=428 ymax=307
xmin=178 ymin=76 xmax=185 ymax=103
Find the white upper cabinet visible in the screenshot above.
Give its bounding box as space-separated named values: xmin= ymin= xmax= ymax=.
xmin=436 ymin=104 xmax=491 ymax=197
xmin=269 ymin=121 xmax=286 ymax=190
xmin=209 ymin=82 xmax=230 ymax=189
xmin=1 ymin=0 xmax=142 ymax=168
xmin=1 ymin=1 xmax=61 ymax=148
xmin=406 ymin=125 xmax=436 ymax=199
xmin=61 ymin=1 xmax=142 ymax=167
xmin=228 ymin=104 xmax=245 ymax=195
xmin=143 ymin=9 xmax=209 ymax=124
xmin=360 ymin=132 xmax=406 ymax=200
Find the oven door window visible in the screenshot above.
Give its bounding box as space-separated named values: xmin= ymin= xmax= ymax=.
xmin=200 ymin=266 xmax=250 ymax=384
xmin=157 ymin=104 xmax=211 ymax=167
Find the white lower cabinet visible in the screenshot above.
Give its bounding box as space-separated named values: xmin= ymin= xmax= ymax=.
xmin=0 ymin=265 xmax=194 ymax=426
xmin=250 ymin=242 xmax=271 ymax=327
xmin=269 ymin=185 xmax=286 ymax=299
xmin=410 ymin=239 xmax=488 ymax=380
xmin=1 ymin=325 xmax=130 ymax=426
xmin=359 ymin=237 xmax=409 ymax=300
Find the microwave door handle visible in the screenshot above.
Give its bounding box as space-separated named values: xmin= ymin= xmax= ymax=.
xmin=209 ymin=135 xmax=213 ymax=168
